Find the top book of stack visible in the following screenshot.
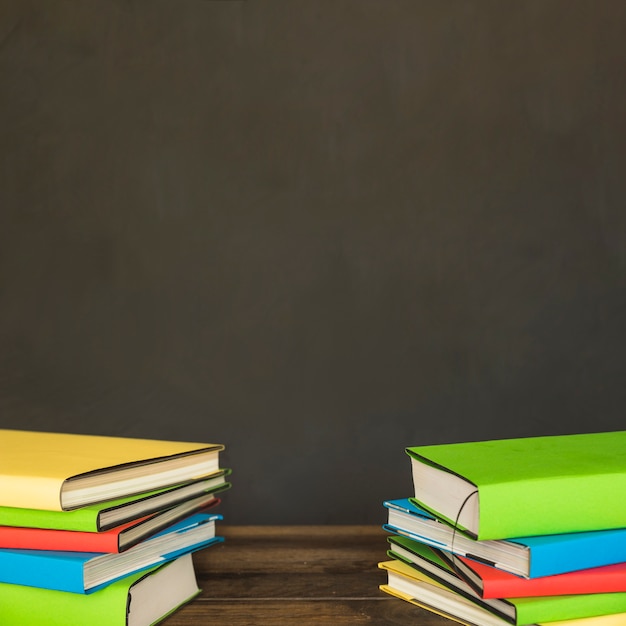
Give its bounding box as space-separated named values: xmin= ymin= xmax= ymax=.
xmin=406 ymin=430 xmax=626 ymax=540
xmin=0 ymin=429 xmax=223 ymax=511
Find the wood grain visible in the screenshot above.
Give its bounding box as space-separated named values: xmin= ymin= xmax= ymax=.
xmin=163 ymin=525 xmax=454 ymax=625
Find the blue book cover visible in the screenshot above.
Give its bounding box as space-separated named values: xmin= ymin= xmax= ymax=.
xmin=0 ymin=512 xmax=223 ymax=593
xmin=384 ymin=498 xmax=626 ymax=578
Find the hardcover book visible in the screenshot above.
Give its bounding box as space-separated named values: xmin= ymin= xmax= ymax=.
xmin=0 ymin=429 xmax=224 ymax=511
xmin=406 ymin=431 xmax=626 ymax=539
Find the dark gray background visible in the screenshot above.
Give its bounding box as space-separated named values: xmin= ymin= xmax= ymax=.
xmin=1 ymin=1 xmax=625 ymax=523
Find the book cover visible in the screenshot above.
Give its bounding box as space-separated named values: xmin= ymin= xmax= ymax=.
xmin=0 ymin=470 xmax=231 ymax=532
xmin=384 ymin=498 xmax=626 ymax=578
xmin=0 ymin=553 xmax=201 ymax=626
xmin=406 ymin=431 xmax=626 ymax=539
xmin=0 ymin=429 xmax=224 ymax=511
xmin=0 ymin=493 xmax=220 ymax=552
xmin=0 ymin=511 xmax=222 ymax=593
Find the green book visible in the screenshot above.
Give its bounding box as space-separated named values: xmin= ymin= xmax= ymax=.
xmin=0 ymin=553 xmax=200 ymax=626
xmin=380 ymin=557 xmax=626 ymax=625
xmin=406 ymin=430 xmax=626 ymax=539
xmin=0 ymin=470 xmax=231 ymax=532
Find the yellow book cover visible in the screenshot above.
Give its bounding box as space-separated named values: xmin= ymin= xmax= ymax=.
xmin=380 ymin=583 xmax=471 ymax=626
xmin=0 ymin=429 xmax=223 ymax=511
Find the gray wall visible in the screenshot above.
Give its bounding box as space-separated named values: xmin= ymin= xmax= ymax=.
xmin=1 ymin=1 xmax=625 ymax=523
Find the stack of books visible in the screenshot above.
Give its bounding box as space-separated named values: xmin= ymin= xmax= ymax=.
xmin=0 ymin=429 xmax=231 ymax=625
xmin=379 ymin=430 xmax=626 ymax=626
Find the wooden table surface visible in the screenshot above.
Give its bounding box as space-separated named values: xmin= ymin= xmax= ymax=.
xmin=165 ymin=525 xmax=453 ymax=625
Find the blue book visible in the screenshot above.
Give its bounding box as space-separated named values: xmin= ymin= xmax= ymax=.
xmin=0 ymin=512 xmax=222 ymax=593
xmin=383 ymin=498 xmax=626 ymax=578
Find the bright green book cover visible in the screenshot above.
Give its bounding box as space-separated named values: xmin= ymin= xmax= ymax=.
xmin=0 ymin=495 xmax=138 ymax=532
xmin=512 ymin=591 xmax=626 ymax=625
xmin=0 ymin=554 xmax=200 ymax=626
xmin=406 ymin=430 xmax=626 ymax=539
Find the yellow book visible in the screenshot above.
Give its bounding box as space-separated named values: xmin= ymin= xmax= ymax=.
xmin=0 ymin=429 xmax=223 ymax=511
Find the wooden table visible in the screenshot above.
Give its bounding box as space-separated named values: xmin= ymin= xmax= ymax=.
xmin=165 ymin=525 xmax=452 ymax=625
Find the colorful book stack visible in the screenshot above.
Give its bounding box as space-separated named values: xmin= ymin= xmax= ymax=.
xmin=0 ymin=429 xmax=232 ymax=625
xmin=379 ymin=430 xmax=626 ymax=626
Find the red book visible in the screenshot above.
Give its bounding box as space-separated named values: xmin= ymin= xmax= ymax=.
xmin=0 ymin=493 xmax=219 ymax=553
xmin=452 ymin=553 xmax=626 ymax=598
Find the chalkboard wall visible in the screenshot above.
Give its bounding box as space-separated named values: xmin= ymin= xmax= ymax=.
xmin=1 ymin=1 xmax=625 ymax=523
